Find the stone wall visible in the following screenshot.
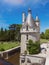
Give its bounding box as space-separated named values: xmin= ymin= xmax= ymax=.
xmin=20 ymin=54 xmax=46 ymax=65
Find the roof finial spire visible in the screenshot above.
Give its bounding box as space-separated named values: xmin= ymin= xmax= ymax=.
xmin=28 ymin=8 xmax=31 ymax=13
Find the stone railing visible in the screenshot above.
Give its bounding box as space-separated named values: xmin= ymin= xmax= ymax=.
xmin=20 ymin=54 xmax=46 ymax=65
xmin=0 ymin=46 xmax=20 ymax=59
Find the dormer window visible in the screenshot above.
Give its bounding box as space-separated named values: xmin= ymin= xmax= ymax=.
xmin=33 ymin=28 xmax=35 ymax=30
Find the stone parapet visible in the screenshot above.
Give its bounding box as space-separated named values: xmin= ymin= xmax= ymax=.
xmin=20 ymin=54 xmax=46 ymax=65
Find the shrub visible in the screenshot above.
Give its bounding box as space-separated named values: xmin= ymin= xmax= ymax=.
xmin=1 ymin=42 xmax=3 ymax=44
xmin=24 ymin=50 xmax=27 ymax=55
xmin=27 ymin=40 xmax=40 ymax=54
xmin=0 ymin=48 xmax=5 ymax=51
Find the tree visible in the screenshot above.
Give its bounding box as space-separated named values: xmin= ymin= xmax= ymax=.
xmin=0 ymin=24 xmax=22 ymax=42
xmin=27 ymin=40 xmax=40 ymax=54
xmin=9 ymin=24 xmax=22 ymax=41
xmin=15 ymin=24 xmax=22 ymax=41
xmin=4 ymin=29 xmax=9 ymax=41
xmin=0 ymin=28 xmax=4 ymax=41
xmin=45 ymin=29 xmax=49 ymax=39
xmin=0 ymin=28 xmax=9 ymax=41
xmin=40 ymin=32 xmax=45 ymax=39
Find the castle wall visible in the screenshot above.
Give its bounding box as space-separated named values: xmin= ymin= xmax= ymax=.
xmin=28 ymin=33 xmax=37 ymax=42
xmin=21 ymin=34 xmax=27 ymax=54
xmin=20 ymin=55 xmax=45 ymax=65
xmin=21 ymin=32 xmax=40 ymax=54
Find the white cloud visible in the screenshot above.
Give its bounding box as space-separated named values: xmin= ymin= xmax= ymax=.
xmin=2 ymin=0 xmax=24 ymax=6
xmin=0 ymin=0 xmax=49 ymax=7
xmin=27 ymin=0 xmax=49 ymax=6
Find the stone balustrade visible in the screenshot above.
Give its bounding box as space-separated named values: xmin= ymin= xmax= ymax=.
xmin=20 ymin=54 xmax=46 ymax=65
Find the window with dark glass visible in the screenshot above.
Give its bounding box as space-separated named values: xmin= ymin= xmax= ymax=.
xmin=26 ymin=34 xmax=28 ymax=40
xmin=21 ymin=58 xmax=25 ymax=63
xmin=26 ymin=26 xmax=28 ymax=31
xmin=33 ymin=28 xmax=35 ymax=30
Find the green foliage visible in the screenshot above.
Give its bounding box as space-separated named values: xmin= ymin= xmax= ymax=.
xmin=27 ymin=40 xmax=40 ymax=54
xmin=45 ymin=29 xmax=49 ymax=39
xmin=40 ymin=32 xmax=45 ymax=39
xmin=0 ymin=24 xmax=22 ymax=41
xmin=40 ymin=29 xmax=49 ymax=40
xmin=40 ymin=39 xmax=49 ymax=43
xmin=0 ymin=48 xmax=5 ymax=51
xmin=0 ymin=42 xmax=20 ymax=51
xmin=28 ymin=40 xmax=33 ymax=44
xmin=15 ymin=24 xmax=22 ymax=41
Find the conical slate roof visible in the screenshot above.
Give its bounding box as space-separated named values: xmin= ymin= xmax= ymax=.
xmin=25 ymin=9 xmax=35 ymax=27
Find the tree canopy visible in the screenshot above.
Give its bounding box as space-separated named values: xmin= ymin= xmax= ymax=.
xmin=40 ymin=32 xmax=45 ymax=39
xmin=0 ymin=24 xmax=22 ymax=41
xmin=40 ymin=29 xmax=49 ymax=39
xmin=27 ymin=40 xmax=40 ymax=54
xmin=45 ymin=29 xmax=49 ymax=39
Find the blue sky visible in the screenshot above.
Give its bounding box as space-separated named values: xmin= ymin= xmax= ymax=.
xmin=0 ymin=0 xmax=49 ymax=32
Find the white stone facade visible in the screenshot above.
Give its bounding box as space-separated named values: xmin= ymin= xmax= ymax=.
xmin=20 ymin=8 xmax=40 ymax=54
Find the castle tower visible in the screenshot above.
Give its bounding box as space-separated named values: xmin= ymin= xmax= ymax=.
xmin=35 ymin=16 xmax=40 ymax=40
xmin=20 ymin=9 xmax=40 ymax=54
xmin=22 ymin=12 xmax=26 ymax=25
xmin=35 ymin=16 xmax=40 ymax=31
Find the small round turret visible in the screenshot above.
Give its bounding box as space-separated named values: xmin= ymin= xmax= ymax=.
xmin=36 ymin=16 xmax=39 ymax=21
xmin=26 ymin=8 xmax=34 ymax=27
xmin=35 ymin=16 xmax=39 ymax=26
xmin=35 ymin=16 xmax=40 ymax=32
xmin=22 ymin=12 xmax=26 ymax=24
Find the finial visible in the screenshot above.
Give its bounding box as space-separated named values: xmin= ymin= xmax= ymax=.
xmin=28 ymin=8 xmax=31 ymax=13
xmin=28 ymin=8 xmax=31 ymax=10
xmin=22 ymin=11 xmax=25 ymax=14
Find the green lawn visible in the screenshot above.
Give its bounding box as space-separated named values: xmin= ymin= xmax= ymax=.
xmin=40 ymin=39 xmax=49 ymax=43
xmin=0 ymin=42 xmax=20 ymax=51
xmin=0 ymin=39 xmax=49 ymax=51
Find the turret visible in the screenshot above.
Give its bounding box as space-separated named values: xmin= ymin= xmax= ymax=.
xmin=35 ymin=16 xmax=39 ymax=26
xmin=22 ymin=12 xmax=26 ymax=25
xmin=26 ymin=8 xmax=34 ymax=27
xmin=35 ymin=16 xmax=40 ymax=32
